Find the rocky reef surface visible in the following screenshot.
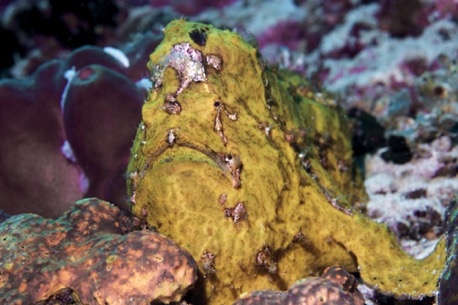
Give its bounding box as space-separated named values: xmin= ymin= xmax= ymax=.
xmin=0 ymin=198 xmax=197 ymax=304
xmin=234 ymin=266 xmax=365 ymax=305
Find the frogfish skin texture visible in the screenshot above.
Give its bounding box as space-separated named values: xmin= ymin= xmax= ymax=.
xmin=127 ymin=20 xmax=446 ymax=305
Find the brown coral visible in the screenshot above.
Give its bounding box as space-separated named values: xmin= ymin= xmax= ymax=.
xmin=234 ymin=266 xmax=364 ymax=305
xmin=0 ymin=198 xmax=197 ymax=305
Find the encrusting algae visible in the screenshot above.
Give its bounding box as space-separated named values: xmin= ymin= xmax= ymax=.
xmin=127 ymin=20 xmax=446 ymax=304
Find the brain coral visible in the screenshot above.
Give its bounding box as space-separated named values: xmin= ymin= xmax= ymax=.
xmin=0 ymin=198 xmax=197 ymax=305
xmin=127 ymin=20 xmax=446 ymax=304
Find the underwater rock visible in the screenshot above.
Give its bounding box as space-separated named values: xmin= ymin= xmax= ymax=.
xmin=365 ymin=135 xmax=458 ymax=257
xmin=347 ymin=107 xmax=386 ymax=157
xmin=380 ymin=135 xmax=413 ymax=164
xmin=1 ymin=0 xmax=120 ymax=75
xmin=438 ymin=196 xmax=458 ymax=305
xmin=0 ymin=198 xmax=197 ymax=305
xmin=234 ymin=265 xmax=364 ymax=305
xmin=151 ymin=0 xmax=238 ymax=16
xmin=437 ymin=197 xmax=458 ymax=305
xmin=34 ymin=288 xmax=82 ymax=305
xmin=127 ymin=20 xmax=446 ymax=304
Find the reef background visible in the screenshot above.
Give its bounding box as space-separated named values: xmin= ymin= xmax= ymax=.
xmin=0 ymin=1 xmax=457 ymax=304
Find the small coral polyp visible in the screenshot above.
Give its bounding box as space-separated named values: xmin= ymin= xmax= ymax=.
xmin=127 ymin=20 xmax=446 ymax=305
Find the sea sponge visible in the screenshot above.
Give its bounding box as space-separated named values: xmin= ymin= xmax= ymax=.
xmin=127 ymin=20 xmax=445 ymax=304
xmin=0 ymin=198 xmax=197 ymax=305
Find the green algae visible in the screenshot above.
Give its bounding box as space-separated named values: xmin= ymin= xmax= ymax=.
xmin=127 ymin=20 xmax=446 ymax=304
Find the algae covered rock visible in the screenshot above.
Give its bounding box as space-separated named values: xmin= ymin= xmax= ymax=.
xmin=127 ymin=20 xmax=446 ymax=304
xmin=438 ymin=196 xmax=458 ymax=305
xmin=0 ymin=198 xmax=197 ymax=305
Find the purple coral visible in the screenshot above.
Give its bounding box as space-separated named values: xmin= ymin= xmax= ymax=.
xmin=62 ymin=64 xmax=143 ymax=209
xmin=0 ymin=61 xmax=83 ymax=217
xmin=0 ymin=44 xmax=147 ymax=217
